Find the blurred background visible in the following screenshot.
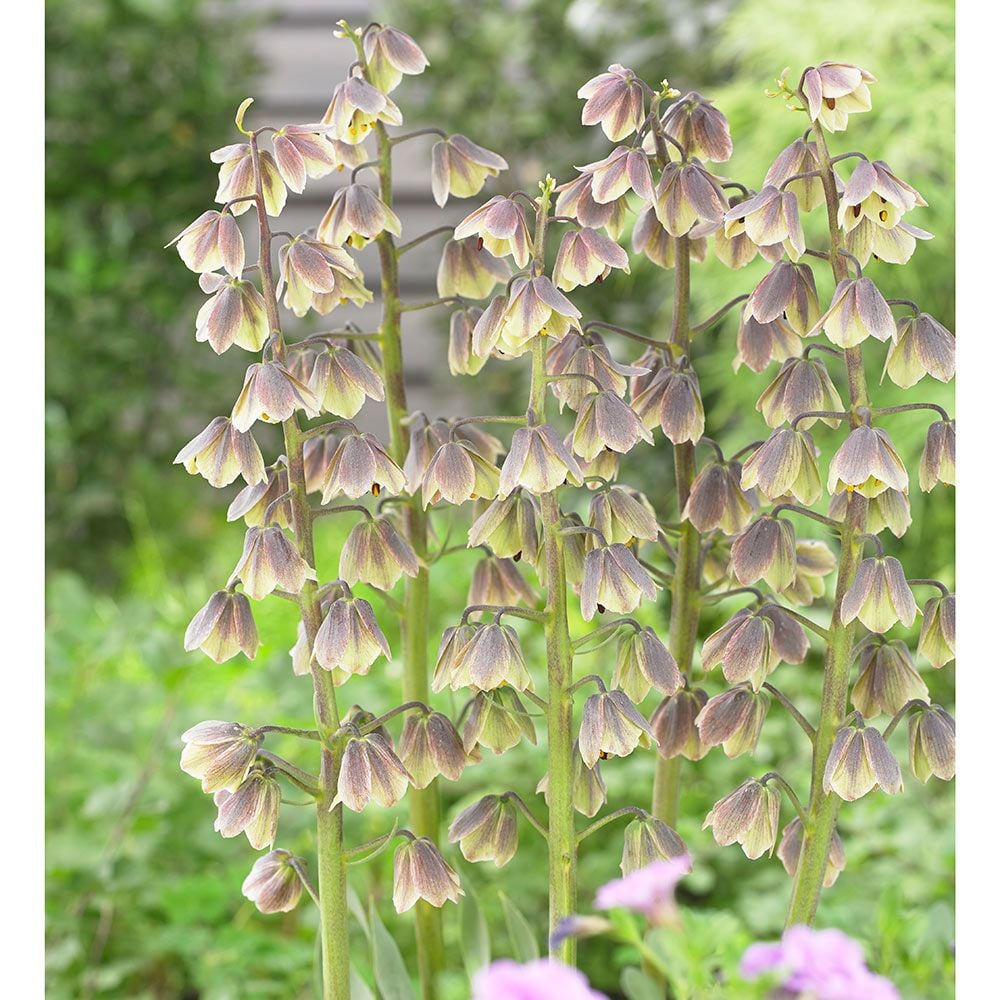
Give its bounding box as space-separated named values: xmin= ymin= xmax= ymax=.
xmin=46 ymin=0 xmax=954 ymax=997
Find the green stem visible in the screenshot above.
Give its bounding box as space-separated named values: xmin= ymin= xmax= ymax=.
xmin=374 ymin=119 xmax=443 ymax=998
xmin=785 ymin=122 xmax=870 ymax=927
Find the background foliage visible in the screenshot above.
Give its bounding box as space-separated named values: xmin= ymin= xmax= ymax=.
xmin=46 ymin=0 xmax=954 ymax=996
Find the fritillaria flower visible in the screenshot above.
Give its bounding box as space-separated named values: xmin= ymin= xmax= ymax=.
xmin=174 ymin=416 xmax=265 ymax=488
xmin=827 ymin=424 xmax=908 ymax=497
xmin=398 ymin=711 xmax=467 ymax=788
xmin=841 ymin=556 xmax=917 ymax=633
xmin=829 ymin=486 xmax=912 ymax=539
xmin=764 ymin=137 xmax=825 ymax=212
xmin=919 ymin=420 xmax=956 ymax=492
xmin=537 ymin=740 xmax=607 ymax=818
xmin=812 ymin=277 xmax=896 ymax=348
xmin=578 ymin=688 xmax=653 ymax=767
xmin=571 ymin=390 xmax=652 ymax=462
xmin=479 ymin=276 xmax=582 ymax=356
xmin=596 ymin=857 xmax=691 ymax=926
xmin=777 ymin=817 xmax=846 ymax=888
xmin=449 ymin=621 xmax=532 ymax=692
xmin=747 ymin=260 xmax=821 ymax=336
xmin=851 ymin=636 xmax=928 ymax=718
xmin=313 ymin=595 xmax=391 ymax=679
xmin=632 ymin=205 xmax=708 ymax=268
xmin=730 ymin=516 xmax=798 ymax=591
xmin=317 ymin=183 xmax=402 ymax=248
xmin=552 ymin=227 xmax=630 ymax=291
xmin=276 ymin=236 xmax=363 ymax=318
xmin=499 ymin=424 xmax=583 ymax=496
xmin=195 ymin=273 xmax=269 ymax=355
xmin=180 ymin=720 xmax=262 ymax=793
xmin=589 ymin=486 xmax=658 ymax=545
xmin=467 ymin=490 xmax=540 ymax=564
xmin=211 ymin=141 xmax=287 ymax=217
xmin=838 ymin=159 xmax=926 ymax=234
xmin=335 ymin=732 xmax=411 ymax=811
xmin=462 ymin=688 xmax=537 ymax=754
xmin=421 ymin=439 xmax=501 ymax=507
xmin=322 ymin=72 xmax=402 ymax=143
xmin=579 ymin=145 xmax=655 ymax=203
xmin=431 ymin=135 xmax=508 ymax=207
xmin=802 ymin=62 xmax=876 ymax=132
xmin=756 ymin=356 xmax=844 ymax=429
xmin=660 ymin=91 xmax=732 ymax=161
xmin=473 ymin=959 xmax=607 ymax=1000
xmin=308 ymin=345 xmax=384 ymax=418
xmin=654 ymin=160 xmax=729 ymax=237
xmin=740 ymin=428 xmax=822 ymax=504
xmin=448 ymin=308 xmax=488 ymax=376
xmin=437 ymin=238 xmax=510 ymax=299
xmin=393 ymin=837 xmax=463 ymax=913
xmin=339 ymin=515 xmax=419 ymax=591
xmin=242 ymin=850 xmax=304 ymax=914
xmin=782 ymin=539 xmax=837 ymax=607
xmin=701 ymin=607 xmax=785 ymax=691
xmin=555 ymin=172 xmax=628 ymax=239
xmin=650 ymin=688 xmax=709 ymax=761
xmin=362 ymin=24 xmax=428 ymax=93
xmin=320 ymin=430 xmax=407 ymax=501
xmin=845 ymin=214 xmax=933 ymax=267
xmin=432 ymin=622 xmax=477 ymax=693
xmin=214 ymin=767 xmax=281 ymax=849
xmin=631 ymin=365 xmax=705 ymax=444
xmin=696 ymin=683 xmax=770 ymax=758
xmin=823 ymin=724 xmax=902 ymax=800
xmin=703 ymin=778 xmax=781 ymax=859
xmin=909 ymin=705 xmax=956 ymax=782
xmin=168 ymin=210 xmax=244 ymax=276
xmin=612 ymin=627 xmax=682 ymax=703
xmin=577 ymin=63 xmax=645 ymax=141
xmin=682 ymin=460 xmax=753 ymax=535
xmin=468 ymin=555 xmax=537 ymax=608
xmin=546 ymin=333 xmax=646 ymax=411
xmin=883 ymin=312 xmax=955 ymax=389
xmin=723 ymin=185 xmax=804 ymax=259
xmin=184 ymin=589 xmax=259 ymax=663
xmin=580 ymin=542 xmax=658 ymax=620
xmin=271 ymin=124 xmax=339 ymax=192
xmin=231 ymin=361 xmax=320 ymax=432
xmin=917 ymin=594 xmax=955 ymax=668
xmin=620 ymin=817 xmax=688 ymax=876
xmin=454 ymin=195 xmax=533 ymax=267
xmin=229 ymin=526 xmax=317 ymax=601
xmin=448 ymin=794 xmax=519 ymax=867
xmin=733 ymin=310 xmax=801 ymax=374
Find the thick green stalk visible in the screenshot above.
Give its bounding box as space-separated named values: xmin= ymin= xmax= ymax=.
xmin=250 ymin=134 xmax=349 ymax=998
xmin=373 ymin=122 xmax=444 ymax=997
xmin=785 ymin=123 xmax=870 ymax=926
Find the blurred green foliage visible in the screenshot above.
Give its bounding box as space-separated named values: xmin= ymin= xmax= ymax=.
xmin=46 ymin=0 xmax=954 ymax=996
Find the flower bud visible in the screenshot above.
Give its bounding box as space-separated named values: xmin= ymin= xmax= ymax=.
xmin=276 ymin=236 xmax=363 ymax=317
xmin=399 ymin=712 xmax=467 ymax=789
xmin=453 ymin=195 xmax=533 ymax=267
xmin=499 ymin=424 xmax=583 ymax=496
xmin=756 ymin=356 xmax=844 ymax=429
xmin=580 ymin=542 xmax=658 ymax=621
xmin=661 ymin=91 xmax=732 ymax=162
xmin=613 ymin=627 xmax=682 ymax=703
xmin=577 ymin=63 xmax=645 ymax=141
xmin=633 ymin=205 xmax=709 ymax=268
xmin=320 ymin=430 xmax=407 ymax=502
xmin=431 ymin=135 xmax=507 ymax=207
xmin=747 ymin=260 xmax=821 ymax=336
xmin=448 ymin=794 xmax=519 ymax=867
xmin=468 ymin=555 xmax=537 ymax=608
xmin=555 ymin=172 xmax=628 ymax=239
xmin=180 ymin=720 xmax=261 ymax=793
xmin=578 ymin=689 xmax=653 ymax=767
xmin=917 ymin=594 xmax=955 ymax=668
xmin=421 ymin=439 xmax=501 ymax=508
xmin=813 ymin=277 xmax=895 ymax=348
xmin=801 ymin=62 xmax=875 ymax=132
xmin=696 ymin=683 xmax=770 ymax=757
xmin=335 ymin=732 xmax=411 ymax=811
xmin=723 ymin=185 xmax=804 ymax=260
xmin=730 ymin=516 xmax=797 ymax=591
xmin=211 ymin=141 xmax=286 ymax=217
xmin=681 ymin=460 xmax=753 ymax=535
xmin=339 ymin=515 xmax=419 ymax=591
xmin=195 ymin=273 xmax=269 ymax=355
xmin=393 ymin=837 xmax=463 ymax=912
xmin=307 ymin=346 xmax=385 ymax=419
xmin=174 ymin=416 xmax=265 ymax=488
xmin=823 ymin=724 xmax=903 ymax=801
xmin=536 ymin=740 xmax=607 ymax=818
xmin=841 ymin=557 xmax=917 ymax=633
xmin=362 ymin=24 xmax=428 ymax=93
xmin=242 ymin=849 xmax=303 ymax=914
xmin=764 ymin=137 xmax=824 ymax=212
xmin=229 ymin=526 xmax=317 ymax=601
xmin=184 ymin=589 xmax=259 ymax=663
xmin=654 ymin=160 xmax=728 ymax=238
xmin=462 ymin=688 xmax=537 ymax=754
xmin=777 ymin=818 xmax=846 ymax=888
xmin=317 ymin=183 xmax=402 ymax=249
xmin=827 ymin=424 xmax=908 ymax=497
xmin=703 ymin=778 xmax=781 ymax=859
xmin=231 ymin=361 xmax=320 ymax=432
xmin=733 ymin=310 xmax=801 ymax=373
xmin=438 ymin=237 xmax=510 ymax=299
xmin=313 ymin=596 xmax=391 ymax=680
xmin=740 ymin=428 xmax=821 ymax=504
xmin=449 ymin=621 xmax=532 ymax=692
xmin=782 ymin=539 xmax=836 ymax=607
xmin=553 ymin=227 xmax=630 ymax=291
xmin=214 ymin=767 xmax=281 ymax=849
xmin=322 ymin=72 xmax=402 ymax=143
xmin=919 ymin=419 xmax=956 ymax=492
xmin=468 ymin=490 xmax=540 ymax=564
xmin=632 ymin=366 xmax=705 ymax=444
xmin=620 ymin=814 xmax=689 ymax=875
xmin=908 ymin=705 xmax=956 ymax=783
xmin=168 ymin=209 xmax=244 ymax=276
xmin=883 ymin=312 xmax=955 ymax=389
xmin=851 ymin=636 xmax=928 ymax=718
xmin=652 ymin=690 xmax=710 ymax=763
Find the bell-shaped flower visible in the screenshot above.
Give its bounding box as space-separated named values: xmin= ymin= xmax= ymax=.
xmin=320 ymin=429 xmax=407 ymax=501
xmin=174 ymin=416 xmax=265 ymax=488
xmin=589 ymin=486 xmax=658 ymax=545
xmin=777 ymin=818 xmax=846 ymax=888
xmin=917 ymin=594 xmax=955 ymax=668
xmin=537 ymin=740 xmax=608 ymax=818
xmin=547 ymin=332 xmax=647 ymax=411
xmin=309 ymin=268 xmax=374 ymax=315
xmin=362 ymin=24 xmax=428 ymax=93
xmin=195 ymin=273 xmax=269 ymax=354
xmin=838 ymin=159 xmax=925 ymax=235
xmin=313 ymin=595 xmax=391 ymax=680
xmin=763 ymin=137 xmax=825 ymax=212
xmin=650 ymin=689 xmax=709 ymax=761
xmin=168 ymin=210 xmax=244 ymax=276
xmin=908 ymin=705 xmax=955 ymax=783
xmin=431 ymin=134 xmax=508 ymax=207
xmin=841 ymin=556 xmax=917 ymax=633
xmin=449 ymin=621 xmax=532 ymax=692
xmin=702 ymin=608 xmax=779 ymax=691
xmin=339 ymin=515 xmax=419 ymax=591
xmin=421 ymin=439 xmax=501 ymax=507
xmin=399 ymin=712 xmax=467 ymax=788
xmin=919 ymin=420 xmax=955 ymax=492
xmin=829 ymin=487 xmax=912 ymax=539
xmin=695 ymin=209 xmax=772 ymax=270
xmin=703 ymin=778 xmax=781 ymax=859
xmin=660 ymin=91 xmax=732 ymax=162
xmin=883 ymin=312 xmax=954 ymax=389
xmin=620 ymin=815 xmax=689 ymax=875
xmin=242 ymin=850 xmax=303 ymax=914
xmin=214 ymin=767 xmax=281 ymax=849
xmin=723 ymin=185 xmax=804 ymax=259
xmin=393 ymin=838 xmax=463 ymax=913
xmin=229 ymin=526 xmax=316 ymax=600
xmin=211 ymin=142 xmax=286 ymax=217
xmin=499 ymin=424 xmax=583 ymax=496
xmin=571 ymin=390 xmax=652 ymax=462
xmin=432 ymin=622 xmax=478 ymax=693
xmin=740 ymin=427 xmax=822 ymax=504
xmin=696 ymin=683 xmax=770 ymax=758
xmin=579 ymin=145 xmax=654 ymax=203
xmin=438 ymin=237 xmax=510 ymax=299
xmin=454 ymin=195 xmax=533 ymax=267
xmin=468 ymin=490 xmax=540 ymax=564
xmin=823 ymin=724 xmax=902 ymax=800
xmin=271 ymin=124 xmax=340 ymax=193
xmin=756 ymin=356 xmax=844 ymax=429
xmin=733 ymin=310 xmax=801 ymax=374
xmin=555 ymin=172 xmax=628 ymax=239
xmin=580 ymin=542 xmax=658 ymax=620
xmin=180 ymin=720 xmax=261 ymax=793
xmin=448 ymin=308 xmax=488 ymax=376
xmin=553 ymin=227 xmax=630 ymax=291
xmin=827 ymin=424 xmax=907 ymax=497
xmin=276 ymin=235 xmax=363 ymax=317
xmin=578 ymin=688 xmax=653 ymax=767
xmin=322 ymin=72 xmax=402 ymax=144
xmin=490 ymin=276 xmax=582 ymax=356
xmin=461 ymin=688 xmax=537 ymax=754
xmin=448 ymin=794 xmax=519 ymax=868
xmin=782 ymin=539 xmax=837 ymax=607
xmin=577 ymin=63 xmax=645 ymax=141
xmin=851 ymin=636 xmax=928 ymax=718
xmin=730 ymin=516 xmax=797 ymax=591
xmin=317 ymin=183 xmax=402 ymax=249
xmin=306 ymin=348 xmax=382 ymax=421
xmin=231 ymin=360 xmax=320 ymax=432
xmin=802 ymin=62 xmax=876 ymax=132
xmin=813 ymin=277 xmax=895 ymax=348
xmin=613 ymin=627 xmax=682 ymax=703
xmin=682 ymin=460 xmax=753 ymax=535
xmin=468 ymin=554 xmax=537 ymax=608
xmin=632 ymin=365 xmax=705 ymax=444
xmin=747 ymin=260 xmax=821 ymax=336
xmin=335 ymin=732 xmax=411 ymax=811
xmin=654 ymin=160 xmax=728 ymax=238
xmin=184 ymin=589 xmax=259 ymax=663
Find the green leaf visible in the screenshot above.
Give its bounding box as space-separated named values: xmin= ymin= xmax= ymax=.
xmin=351 ymin=966 xmax=377 ymax=1000
xmin=369 ymin=901 xmax=415 ymax=1000
xmin=234 ymin=96 xmax=254 ymax=133
xmin=349 ymin=885 xmax=372 ymax=942
xmin=460 ymin=885 xmax=491 ymax=980
xmin=621 ymin=967 xmax=666 ymax=1000
xmin=499 ymin=891 xmax=539 ymax=962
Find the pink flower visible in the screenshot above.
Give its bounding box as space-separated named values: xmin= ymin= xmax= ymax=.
xmin=594 ymin=856 xmax=691 ymax=924
xmin=472 ymin=959 xmax=607 ymax=1000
